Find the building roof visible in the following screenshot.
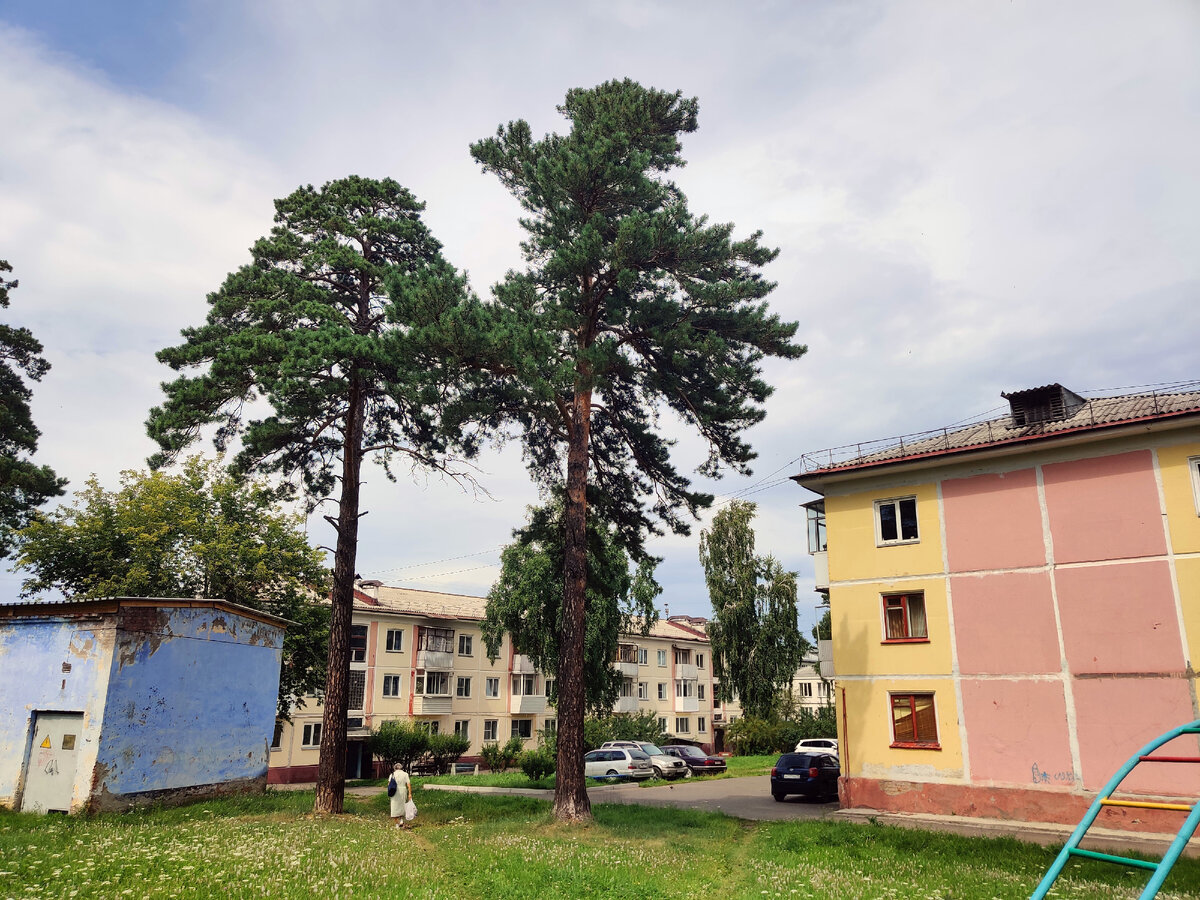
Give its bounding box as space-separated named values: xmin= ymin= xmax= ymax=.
xmin=0 ymin=596 xmax=292 ymax=629
xmin=354 ymin=582 xmax=709 ymax=643
xmin=793 ymin=383 xmax=1200 ymax=481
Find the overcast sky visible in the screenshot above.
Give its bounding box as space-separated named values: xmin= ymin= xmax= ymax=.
xmin=1 ymin=1 xmax=1197 ymax=631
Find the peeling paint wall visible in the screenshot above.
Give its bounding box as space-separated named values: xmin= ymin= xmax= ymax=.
xmin=90 ymin=606 xmax=283 ymax=808
xmin=0 ymin=616 xmax=116 ymax=811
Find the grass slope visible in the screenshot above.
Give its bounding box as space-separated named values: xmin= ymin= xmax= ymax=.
xmin=2 ymin=788 xmax=1198 ymax=899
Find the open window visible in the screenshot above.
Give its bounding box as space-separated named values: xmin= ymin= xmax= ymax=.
xmin=883 ymin=592 xmax=928 ymax=642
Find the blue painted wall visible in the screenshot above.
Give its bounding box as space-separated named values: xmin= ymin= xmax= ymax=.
xmin=0 ymin=616 xmax=114 ymax=806
xmin=93 ymin=605 xmax=283 ymax=799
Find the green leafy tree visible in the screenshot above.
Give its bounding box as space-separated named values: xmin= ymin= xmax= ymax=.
xmin=425 ymin=732 xmax=471 ymax=775
xmin=0 ymin=260 xmax=64 ymax=555
xmin=467 ymin=79 xmax=805 ymax=821
xmin=14 ymin=456 xmax=329 ymax=715
xmin=581 ymin=711 xmax=669 ymax=750
xmin=519 ymin=747 xmax=556 ymax=782
xmin=368 ymin=719 xmax=430 ymax=775
xmin=482 ymin=498 xmax=660 ymax=716
xmin=700 ymin=500 xmax=809 ymax=720
xmin=146 ymin=177 xmax=477 ymax=814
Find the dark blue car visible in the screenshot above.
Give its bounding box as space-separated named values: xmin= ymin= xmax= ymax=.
xmin=770 ymin=752 xmax=840 ymax=802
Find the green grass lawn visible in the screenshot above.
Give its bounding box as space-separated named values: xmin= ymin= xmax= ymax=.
xmin=3 ymin=788 xmax=1199 ymax=899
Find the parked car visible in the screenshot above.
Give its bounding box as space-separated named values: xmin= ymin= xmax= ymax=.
xmin=794 ymin=738 xmax=839 ymax=754
xmin=660 ymin=744 xmax=727 ymax=775
xmin=583 ymin=747 xmax=654 ymax=781
xmin=770 ymin=751 xmax=840 ymax=802
xmin=600 ymin=741 xmax=689 ymax=779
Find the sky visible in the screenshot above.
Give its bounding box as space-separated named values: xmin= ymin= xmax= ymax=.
xmin=1 ymin=1 xmax=1197 ymax=632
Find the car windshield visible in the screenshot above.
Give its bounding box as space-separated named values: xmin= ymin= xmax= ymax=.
xmin=638 ymin=744 xmax=665 ymax=755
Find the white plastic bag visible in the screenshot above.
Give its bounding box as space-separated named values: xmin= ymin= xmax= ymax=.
xmin=404 ymin=799 xmax=417 ymax=821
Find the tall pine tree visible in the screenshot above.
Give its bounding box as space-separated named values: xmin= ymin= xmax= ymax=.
xmin=147 ymin=177 xmax=478 ymax=814
xmin=468 ymin=80 xmax=806 ymax=821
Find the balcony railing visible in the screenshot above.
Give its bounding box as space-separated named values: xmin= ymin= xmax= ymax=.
xmin=813 ymin=551 xmax=829 ymax=592
xmin=674 ymin=694 xmax=699 ymax=713
xmin=512 ymin=654 xmax=537 ymax=674
xmin=416 ymin=649 xmax=454 ymax=670
xmin=510 ymin=693 xmax=546 ymax=715
xmin=613 ymin=695 xmax=639 ymax=714
xmin=413 ymin=695 xmax=452 ymax=715
xmin=613 ymin=660 xmax=639 ymax=679
xmin=676 ymin=663 xmax=698 ymax=681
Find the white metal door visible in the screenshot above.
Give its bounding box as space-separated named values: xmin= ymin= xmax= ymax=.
xmin=20 ymin=712 xmax=84 ymax=814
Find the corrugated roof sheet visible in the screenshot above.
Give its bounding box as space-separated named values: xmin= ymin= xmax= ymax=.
xmin=795 ymin=384 xmax=1200 ymax=477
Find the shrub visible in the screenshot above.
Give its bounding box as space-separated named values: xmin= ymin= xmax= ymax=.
xmin=425 ymin=732 xmax=471 ymax=774
xmin=501 ymin=735 xmax=525 ymax=768
xmin=480 ymin=742 xmax=506 ymax=773
xmin=519 ymin=747 xmax=555 ymax=781
xmin=582 ymin=711 xmax=668 ymax=749
xmin=368 ymin=720 xmax=429 ymax=774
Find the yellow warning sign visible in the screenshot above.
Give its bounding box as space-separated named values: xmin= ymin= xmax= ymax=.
xmin=40 ymin=736 xmax=51 ymax=748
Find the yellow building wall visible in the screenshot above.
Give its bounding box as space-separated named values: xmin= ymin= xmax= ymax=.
xmin=825 ymin=482 xmax=944 ymax=583
xmin=831 ymin=579 xmax=952 ymax=677
xmin=1175 ymin=557 xmax=1200 ymax=668
xmin=838 ymin=678 xmax=962 ymax=779
xmin=1159 ymin=442 xmax=1200 ymax=555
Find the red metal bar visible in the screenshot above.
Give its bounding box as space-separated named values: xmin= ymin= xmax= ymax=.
xmin=1138 ymin=755 xmax=1200 ymax=763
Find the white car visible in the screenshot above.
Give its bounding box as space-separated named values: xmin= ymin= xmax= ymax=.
xmin=795 ymin=738 xmax=839 ymax=754
xmin=600 ymin=741 xmax=689 ymax=779
xmin=584 ymin=747 xmax=654 ymax=781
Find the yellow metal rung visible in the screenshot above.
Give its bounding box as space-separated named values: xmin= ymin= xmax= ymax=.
xmin=1100 ymin=798 xmax=1193 ymax=812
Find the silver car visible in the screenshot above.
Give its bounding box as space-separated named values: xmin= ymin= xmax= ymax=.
xmin=600 ymin=741 xmax=689 ymax=779
xmin=584 ymin=747 xmax=654 ymax=781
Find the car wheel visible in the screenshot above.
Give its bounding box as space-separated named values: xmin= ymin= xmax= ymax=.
xmin=683 ymin=768 xmax=692 ymax=778
xmin=606 ymin=769 xmax=618 ymax=779
xmin=652 ymin=766 xmax=663 ymax=779
xmin=772 ymin=790 xmax=785 ymax=802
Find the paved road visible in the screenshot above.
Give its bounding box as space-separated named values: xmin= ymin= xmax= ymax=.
xmin=422 ymin=775 xmax=839 ymax=822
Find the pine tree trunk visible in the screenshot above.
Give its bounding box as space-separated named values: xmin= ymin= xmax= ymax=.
xmin=313 ymin=375 xmax=366 ymax=815
xmin=553 ymin=385 xmax=593 ymax=823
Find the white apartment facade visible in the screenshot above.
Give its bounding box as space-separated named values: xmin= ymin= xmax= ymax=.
xmin=268 ymin=584 xmax=741 ymax=783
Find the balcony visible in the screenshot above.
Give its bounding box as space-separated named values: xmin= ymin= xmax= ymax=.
xmin=818 ymin=639 xmax=835 ymax=677
xmin=614 ymin=661 xmax=639 ymax=679
xmin=417 ymin=648 xmax=454 ymax=670
xmin=812 ymin=551 xmax=829 ymax=592
xmin=412 ymin=695 xmax=452 ymax=715
xmin=676 ymin=663 xmax=698 ymax=681
xmin=512 ymin=654 xmax=537 ymax=674
xmin=510 ymin=693 xmax=546 ymax=715
xmin=613 ymin=695 xmax=639 ymax=714
xmin=674 ymin=694 xmax=699 ymax=713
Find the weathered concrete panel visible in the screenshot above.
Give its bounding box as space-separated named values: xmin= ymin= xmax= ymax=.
xmin=0 ymin=616 xmax=115 ymax=811
xmin=91 ymin=606 xmax=282 ymax=809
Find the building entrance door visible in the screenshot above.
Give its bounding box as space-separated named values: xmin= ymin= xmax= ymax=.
xmin=20 ymin=711 xmax=84 ymax=814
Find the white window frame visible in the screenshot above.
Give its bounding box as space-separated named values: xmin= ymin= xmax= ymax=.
xmin=456 ymin=676 xmax=471 ymax=698
xmin=657 ymin=682 xmax=667 ymax=701
xmin=800 ymin=682 xmax=813 ymax=698
xmin=349 ymin=624 xmax=368 ymax=663
xmin=674 ymin=648 xmax=691 ymax=665
xmin=675 ymin=679 xmax=695 ymax=699
xmin=302 ymin=723 xmax=321 ymax=747
xmin=419 ymin=671 xmax=451 ymax=696
xmin=385 ymin=628 xmax=404 ymax=652
xmin=637 ymin=681 xmax=648 ymax=700
xmin=638 ymin=648 xmax=648 ymax=665
xmin=696 ymin=652 xmax=705 ymax=669
xmin=483 ymin=719 xmax=498 ymax=741
xmin=675 ymin=717 xmax=690 ymax=734
xmin=513 ymin=674 xmax=538 ymax=696
xmin=658 ymin=717 xmax=668 ymax=732
xmin=697 ymin=716 xmax=707 ymax=734
xmin=512 ymin=718 xmax=533 ymax=740
xmin=454 ymin=720 xmax=469 ymax=739
xmin=657 ymin=649 xmax=667 ymax=667
xmin=874 ymin=496 xmax=920 ymax=546
xmin=697 ymin=684 xmax=705 ymax=701
xmin=1190 ymin=456 xmax=1200 ymax=515
xmin=458 ymin=634 xmax=473 ymax=656
xmin=485 ymin=676 xmax=500 ymax=698
xmin=544 ymin=718 xmax=557 ymax=734
xmin=382 ymin=674 xmax=402 ymax=698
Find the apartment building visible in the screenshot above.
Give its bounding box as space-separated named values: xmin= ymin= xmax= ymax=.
xmin=793 ymin=382 xmax=1200 ymax=830
xmin=268 ymin=583 xmax=741 ymax=783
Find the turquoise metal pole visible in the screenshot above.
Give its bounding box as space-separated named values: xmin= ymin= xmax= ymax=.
xmin=1030 ymin=720 xmax=1200 ymax=900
